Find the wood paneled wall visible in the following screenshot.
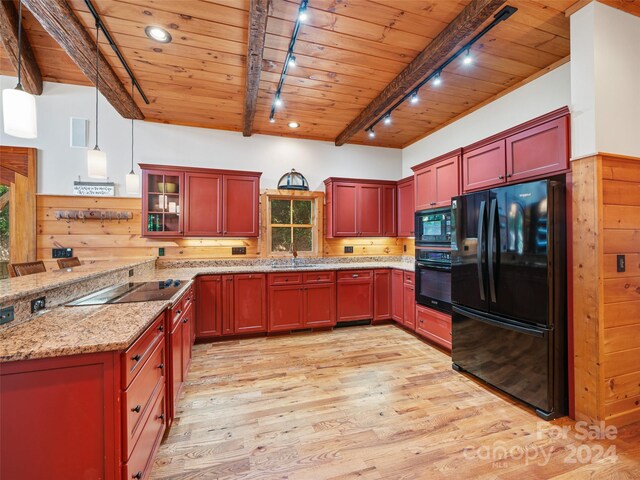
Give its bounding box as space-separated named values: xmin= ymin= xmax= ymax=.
xmin=573 ymin=153 xmax=640 ymax=427
xmin=37 ymin=195 xmax=412 ymax=268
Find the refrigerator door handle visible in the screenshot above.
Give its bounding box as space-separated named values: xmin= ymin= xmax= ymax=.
xmin=488 ymin=198 xmax=498 ymax=303
xmin=477 ymin=200 xmax=486 ymax=301
xmin=453 ymin=305 xmax=545 ymax=337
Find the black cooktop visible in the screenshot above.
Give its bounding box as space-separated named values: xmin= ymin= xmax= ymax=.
xmin=67 ymin=279 xmax=185 ymax=306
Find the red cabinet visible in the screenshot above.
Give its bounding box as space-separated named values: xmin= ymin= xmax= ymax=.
xmin=391 ymin=269 xmax=404 ymax=322
xmin=325 ymin=178 xmax=396 ymax=237
xmin=221 ymin=275 xmax=235 ymax=336
xmin=397 ymin=176 xmax=414 ymax=237
xmin=462 ymin=140 xmax=506 ymax=192
xmin=373 ymin=269 xmax=391 ymax=321
xmin=195 ymin=275 xmax=222 ymax=338
xmin=403 ymin=272 xmax=416 ymax=330
xmin=337 ymin=270 xmax=374 ymax=321
xmin=462 ymin=110 xmax=570 ymax=192
xmin=416 ymin=305 xmax=452 ymax=351
xmin=234 ymin=274 xmax=267 ymax=333
xmin=184 ymin=172 xmax=222 ymax=236
xmin=506 ymin=116 xmax=569 ymax=182
xmin=223 ymin=174 xmax=260 ymax=237
xmin=141 ymin=164 xmax=261 ymax=238
xmin=268 ymin=272 xmax=336 ymax=331
xmin=413 ymin=151 xmax=461 ymax=210
xmin=181 ymin=304 xmax=193 ymax=379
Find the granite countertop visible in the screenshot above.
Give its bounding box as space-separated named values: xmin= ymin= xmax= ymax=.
xmin=0 ymin=259 xmax=414 ymax=363
xmin=0 ymin=259 xmax=155 ymax=305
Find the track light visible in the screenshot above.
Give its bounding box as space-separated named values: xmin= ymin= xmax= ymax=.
xmin=410 ymin=92 xmax=419 ymax=104
xmin=269 ymin=117 xmax=275 ymax=123
xmin=288 ymin=55 xmax=296 ymax=67
xmin=433 ymin=73 xmax=442 ymax=86
xmin=383 ymin=114 xmax=391 ymax=125
xmin=298 ymin=8 xmax=308 ymax=21
xmin=275 ymin=96 xmax=283 ymax=107
xmin=368 ymin=129 xmax=375 ymax=138
xmin=463 ymin=49 xmax=473 ymax=65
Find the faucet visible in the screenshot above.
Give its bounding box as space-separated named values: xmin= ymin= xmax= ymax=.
xmin=291 ymin=245 xmax=298 ymax=266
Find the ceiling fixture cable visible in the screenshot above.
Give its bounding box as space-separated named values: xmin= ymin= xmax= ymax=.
xmin=365 ymin=5 xmax=517 ymax=138
xmin=84 ymin=0 xmax=150 ymax=105
xmin=269 ymin=0 xmax=309 ymax=123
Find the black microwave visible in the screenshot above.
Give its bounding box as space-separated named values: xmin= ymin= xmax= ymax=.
xmin=415 ymin=207 xmax=453 ymax=246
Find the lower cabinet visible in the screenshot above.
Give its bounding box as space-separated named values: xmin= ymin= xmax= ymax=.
xmin=0 ymin=312 xmax=168 ymax=480
xmin=269 ymin=272 xmax=336 ymax=331
xmin=233 ymin=274 xmax=268 ymax=333
xmin=391 ymin=269 xmax=404 ymax=322
xmin=416 ymin=305 xmax=452 ymax=351
xmin=336 ymin=270 xmax=374 ymax=322
xmin=403 ymin=280 xmax=416 ymax=330
xmin=373 ymin=269 xmax=391 ymax=321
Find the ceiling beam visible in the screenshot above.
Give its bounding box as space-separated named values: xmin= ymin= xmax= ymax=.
xmin=243 ymin=0 xmax=270 ymax=136
xmin=334 ymin=0 xmax=507 ymax=146
xmin=0 ymin=0 xmax=43 ymax=95
xmin=21 ymin=0 xmax=143 ymax=119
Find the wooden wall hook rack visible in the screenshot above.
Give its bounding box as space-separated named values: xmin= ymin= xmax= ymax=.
xmin=55 ymin=210 xmax=133 ymax=221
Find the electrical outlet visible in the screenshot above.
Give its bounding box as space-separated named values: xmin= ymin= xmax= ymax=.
xmin=344 ymin=246 xmax=354 ymax=254
xmin=0 ymin=306 xmax=14 ymax=325
xmin=129 ymin=269 xmax=134 ymax=277
xmin=403 ymin=244 xmax=407 ymax=252
xmin=52 ymin=248 xmax=73 ymax=258
xmin=617 ymin=255 xmax=626 ymax=272
xmin=232 ymin=247 xmax=247 ymax=255
xmin=159 ymin=247 xmax=165 ymax=256
xmin=31 ymin=297 xmax=46 ymax=313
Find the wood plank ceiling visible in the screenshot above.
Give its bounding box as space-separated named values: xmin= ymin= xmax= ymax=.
xmin=0 ymin=0 xmax=582 ymax=148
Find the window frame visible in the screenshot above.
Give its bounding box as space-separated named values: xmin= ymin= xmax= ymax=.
xmin=261 ymin=189 xmax=324 ymax=258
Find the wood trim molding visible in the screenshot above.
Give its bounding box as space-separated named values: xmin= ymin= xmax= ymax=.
xmin=322 ymin=177 xmax=398 ymax=186
xmin=138 ymin=164 xmax=262 ymax=178
xmin=243 ymin=0 xmax=269 ymax=137
xmin=410 ymin=148 xmax=463 ymax=173
xmin=0 ymin=0 xmax=43 ymax=95
xmin=21 ymin=0 xmax=142 ymax=119
xmin=334 ymin=0 xmax=508 ymax=146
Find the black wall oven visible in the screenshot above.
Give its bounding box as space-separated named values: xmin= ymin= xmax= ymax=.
xmin=415 ymin=248 xmax=452 ymax=314
xmin=415 ymin=207 xmax=453 ymax=246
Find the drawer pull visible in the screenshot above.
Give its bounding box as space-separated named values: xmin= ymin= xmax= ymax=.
xmin=183 ymin=317 xmax=189 ymax=324
xmin=176 ymin=309 xmax=182 ymax=315
xmin=133 ymin=472 xmax=143 ymax=480
xmin=187 ymin=297 xmax=191 ymax=302
xmin=158 ymin=363 xmax=164 ymax=370
xmin=352 ymin=274 xmax=359 ymax=278
xmin=132 ymin=404 xmax=141 ymax=413
xmin=132 ymin=354 xmax=142 ymax=362
xmin=157 ymin=413 xmax=165 ymax=421
xmin=158 ymin=325 xmax=163 ymax=332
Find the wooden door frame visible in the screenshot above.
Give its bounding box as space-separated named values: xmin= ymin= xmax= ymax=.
xmin=0 ymin=146 xmax=37 ymax=265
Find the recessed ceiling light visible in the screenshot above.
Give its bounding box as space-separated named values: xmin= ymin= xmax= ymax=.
xmin=145 ymin=26 xmax=172 ymax=43
xmin=288 ymin=121 xmax=300 ymax=128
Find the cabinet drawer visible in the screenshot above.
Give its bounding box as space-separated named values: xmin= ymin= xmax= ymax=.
xmin=269 ymin=273 xmax=303 ymax=286
xmin=337 ymin=270 xmax=373 ymax=282
xmin=416 ymin=305 xmax=452 ymax=350
xmin=122 ymin=313 xmax=165 ymax=389
xmin=403 ymin=272 xmax=415 ymax=285
xmin=181 ymin=286 xmax=194 ymax=312
xmin=303 ymin=271 xmax=335 ymax=284
xmin=122 ymin=389 xmax=166 ymax=480
xmin=122 ymin=341 xmax=165 ymax=460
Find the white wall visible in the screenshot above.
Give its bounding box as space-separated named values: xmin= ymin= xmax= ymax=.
xmin=0 ymin=78 xmax=402 ymax=195
xmin=570 ymin=2 xmax=640 ymax=159
xmin=402 ymin=63 xmax=572 ymax=176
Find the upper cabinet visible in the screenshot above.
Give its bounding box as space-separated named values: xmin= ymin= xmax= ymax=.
xmin=397 ymin=176 xmax=414 ymax=237
xmin=324 ymin=178 xmax=396 ymax=237
xmin=412 ymin=150 xmax=461 ymax=210
xmin=141 ymin=164 xmax=261 ymax=238
xmin=462 ymin=109 xmax=570 ymax=193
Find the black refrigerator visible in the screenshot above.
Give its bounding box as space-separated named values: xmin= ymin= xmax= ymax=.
xmin=451 ymin=178 xmax=567 ymax=420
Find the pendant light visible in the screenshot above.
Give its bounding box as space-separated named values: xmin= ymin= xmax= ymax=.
xmin=87 ymin=21 xmax=107 ymax=179
xmin=125 ymin=79 xmax=139 ymax=194
xmin=2 ymin=1 xmax=37 ymax=139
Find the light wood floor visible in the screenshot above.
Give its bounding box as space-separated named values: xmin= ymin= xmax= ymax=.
xmin=151 ymin=325 xmax=640 ymax=479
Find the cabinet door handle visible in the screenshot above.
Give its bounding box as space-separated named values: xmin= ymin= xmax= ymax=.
xmin=158 ymin=363 xmax=164 ymax=370
xmin=132 ymin=404 xmax=141 ymax=413
xmin=506 ymin=173 xmax=512 ymax=178
xmin=158 ymin=325 xmax=163 ymax=332
xmin=183 ymin=317 xmax=189 ymax=324
xmin=157 ymin=413 xmax=165 ymax=421
xmin=498 ymin=175 xmax=504 ymax=179
xmin=133 ymin=472 xmax=143 ymax=479
xmin=352 ymin=274 xmax=359 ymax=278
xmin=132 ymin=354 xmax=142 ymax=362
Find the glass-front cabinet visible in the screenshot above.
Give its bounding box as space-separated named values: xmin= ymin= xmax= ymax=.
xmin=142 ymin=168 xmax=184 ymax=237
